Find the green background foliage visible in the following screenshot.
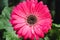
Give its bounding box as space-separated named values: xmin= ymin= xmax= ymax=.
xmin=0 ymin=0 xmax=60 ymax=40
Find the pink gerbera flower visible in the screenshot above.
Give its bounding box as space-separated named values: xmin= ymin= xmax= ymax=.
xmin=10 ymin=0 xmax=52 ymax=40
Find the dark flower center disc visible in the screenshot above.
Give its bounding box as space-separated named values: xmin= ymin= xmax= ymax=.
xmin=27 ymin=15 xmax=37 ymax=25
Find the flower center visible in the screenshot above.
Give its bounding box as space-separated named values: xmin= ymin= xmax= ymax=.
xmin=27 ymin=15 xmax=37 ymax=25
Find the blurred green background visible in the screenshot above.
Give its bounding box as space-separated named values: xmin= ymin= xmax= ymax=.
xmin=0 ymin=0 xmax=60 ymax=40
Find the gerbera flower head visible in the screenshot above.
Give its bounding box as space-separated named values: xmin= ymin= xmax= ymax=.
xmin=10 ymin=0 xmax=52 ymax=40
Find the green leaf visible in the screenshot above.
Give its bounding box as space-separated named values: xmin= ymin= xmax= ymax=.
xmin=2 ymin=19 xmax=21 ymax=40
xmin=47 ymin=29 xmax=60 ymax=40
xmin=44 ymin=36 xmax=49 ymax=40
xmin=4 ymin=27 xmax=20 ymax=40
xmin=0 ymin=7 xmax=12 ymax=29
xmin=0 ymin=15 xmax=9 ymax=29
xmin=2 ymin=7 xmax=12 ymax=19
xmin=0 ymin=7 xmax=21 ymax=40
xmin=0 ymin=15 xmax=5 ymax=29
xmin=53 ymin=23 xmax=60 ymax=28
xmin=40 ymin=38 xmax=44 ymax=40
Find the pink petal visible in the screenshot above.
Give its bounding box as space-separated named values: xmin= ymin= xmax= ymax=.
xmin=35 ymin=35 xmax=39 ymax=40
xmin=30 ymin=1 xmax=36 ymax=13
xmin=11 ymin=14 xmax=26 ymax=20
xmin=26 ymin=1 xmax=31 ymax=14
xmin=38 ymin=19 xmax=52 ymax=33
xmin=17 ymin=25 xmax=26 ymax=36
xmin=24 ymin=26 xmax=32 ymax=39
xmin=13 ymin=23 xmax=26 ymax=31
xmin=22 ymin=24 xmax=30 ymax=36
xmin=13 ymin=6 xmax=27 ymax=18
xmin=35 ymin=1 xmax=44 ymax=12
xmin=32 ymin=31 xmax=39 ymax=40
xmin=26 ymin=0 xmax=38 ymax=3
xmin=19 ymin=1 xmax=30 ymax=15
xmin=34 ymin=25 xmax=44 ymax=38
xmin=39 ymin=18 xmax=52 ymax=27
xmin=38 ymin=6 xmax=51 ymax=19
xmin=11 ymin=17 xmax=26 ymax=24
